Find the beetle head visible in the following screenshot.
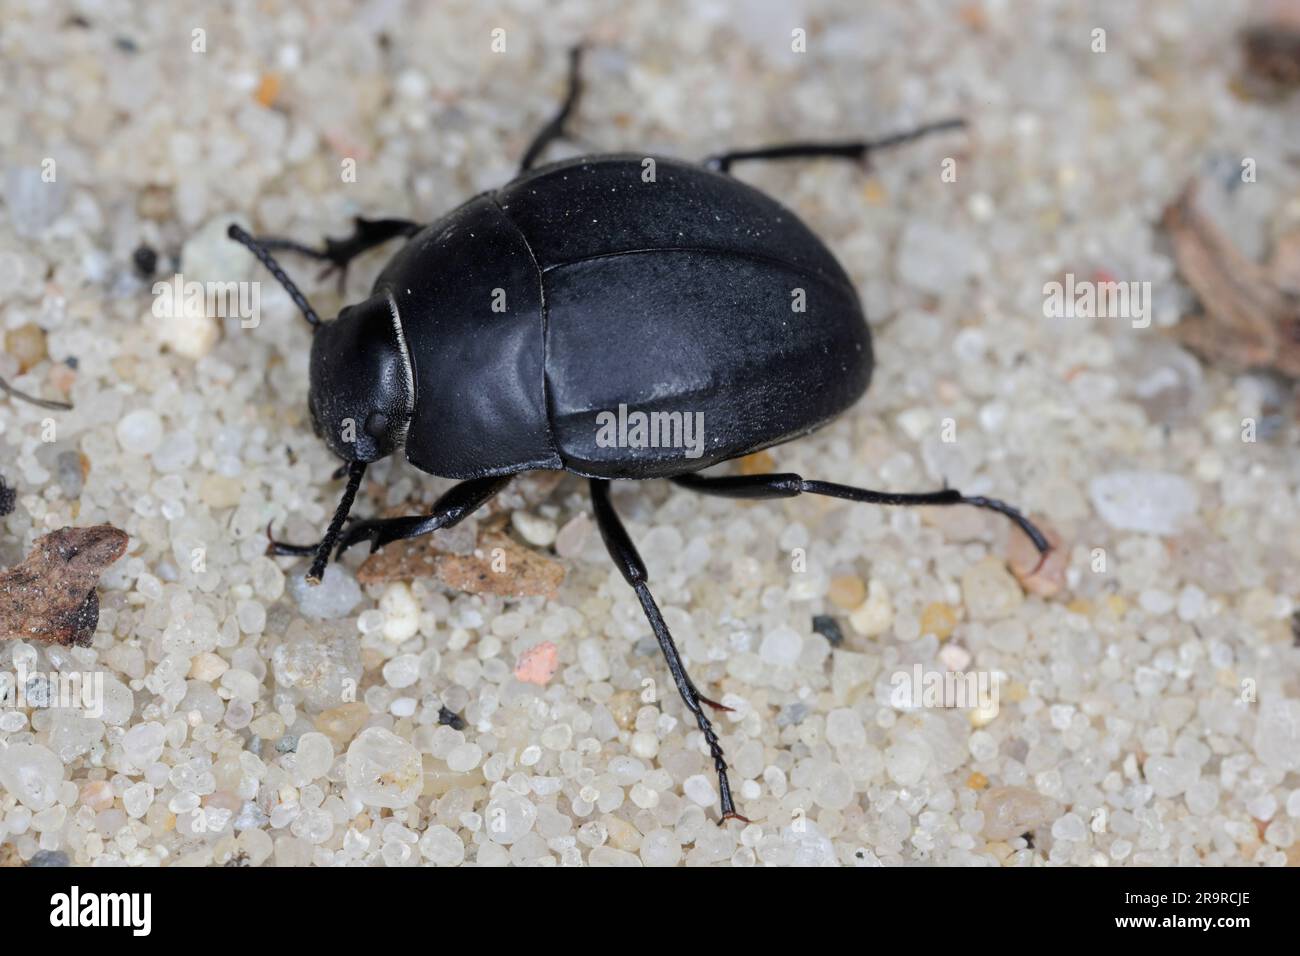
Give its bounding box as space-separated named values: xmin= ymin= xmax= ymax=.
xmin=308 ymin=292 xmax=414 ymax=462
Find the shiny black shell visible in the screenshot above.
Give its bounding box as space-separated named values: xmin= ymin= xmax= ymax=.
xmin=374 ymin=154 xmax=873 ymax=480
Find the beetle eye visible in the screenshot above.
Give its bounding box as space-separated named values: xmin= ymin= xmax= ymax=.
xmin=365 ymin=410 xmax=389 ymax=437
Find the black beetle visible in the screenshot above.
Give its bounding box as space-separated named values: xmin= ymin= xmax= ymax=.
xmin=229 ymin=47 xmax=1048 ymax=823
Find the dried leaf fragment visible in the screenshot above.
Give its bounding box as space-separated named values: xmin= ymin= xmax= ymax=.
xmin=1163 ymin=182 xmax=1300 ymax=377
xmin=0 ymin=525 xmax=128 ymax=646
xmin=1240 ymin=1 xmax=1300 ymax=93
xmin=358 ymin=529 xmax=564 ymax=599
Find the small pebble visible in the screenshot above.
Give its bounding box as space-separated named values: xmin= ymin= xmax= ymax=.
xmin=379 ymin=582 xmax=420 ymax=642
xmin=776 ymin=702 xmax=809 ymax=727
xmin=4 ymin=324 xmax=47 ymax=372
xmin=919 ymin=602 xmax=957 ymax=640
xmin=345 ymin=727 xmax=422 ymax=808
xmin=289 ymin=566 xmax=362 ymax=619
xmin=511 ymin=510 xmax=557 ymax=547
xmin=961 ymin=557 xmax=1024 ymax=620
xmin=115 ymin=409 xmax=164 ymax=455
xmin=3 ymin=165 xmax=69 ymax=237
xmin=759 ymin=626 xmax=802 ymax=667
xmin=28 ymin=850 xmax=70 ymax=867
xmin=1089 ymin=471 xmax=1198 ymax=535
xmin=514 ymin=642 xmax=559 ymax=685
xmin=811 ymin=614 xmax=844 ymax=646
xmin=849 ymin=580 xmax=893 ymax=636
xmin=683 ymin=774 xmax=717 ymax=807
xmin=827 ymin=575 xmax=866 ymax=609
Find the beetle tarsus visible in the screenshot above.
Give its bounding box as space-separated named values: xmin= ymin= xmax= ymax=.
xmin=696 ymin=692 xmax=734 ymax=713
xmin=0 ymin=375 xmax=73 ymax=411
xmin=959 ymin=494 xmax=1051 ymax=555
xmin=264 ymin=520 xmax=320 ymax=557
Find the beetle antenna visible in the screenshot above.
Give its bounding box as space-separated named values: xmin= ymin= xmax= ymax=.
xmin=0 ymin=375 xmax=73 ymax=411
xmin=227 ymin=224 xmax=323 ymax=329
xmin=306 ymin=459 xmax=367 ymax=584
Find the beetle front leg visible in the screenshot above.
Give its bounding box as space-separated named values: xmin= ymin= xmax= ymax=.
xmin=589 ymin=479 xmax=748 ymax=826
xmin=247 ymin=216 xmax=421 ymax=290
xmin=268 ymin=473 xmax=512 ymax=563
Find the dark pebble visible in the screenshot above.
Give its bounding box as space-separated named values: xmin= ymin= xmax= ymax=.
xmin=776 ymin=702 xmax=809 ymax=727
xmin=29 ymin=850 xmax=70 ymax=867
xmin=812 ymin=614 xmax=844 ymax=647
xmin=132 ymin=243 xmax=158 ymax=277
xmin=438 ymin=706 xmax=466 ymax=731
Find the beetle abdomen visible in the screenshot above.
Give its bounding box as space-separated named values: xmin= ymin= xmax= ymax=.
xmin=499 ymin=155 xmax=873 ymax=478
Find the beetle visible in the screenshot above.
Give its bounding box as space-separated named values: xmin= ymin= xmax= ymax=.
xmin=228 ymin=47 xmax=1049 ymax=823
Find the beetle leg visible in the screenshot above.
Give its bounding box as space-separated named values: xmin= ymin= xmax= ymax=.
xmin=0 ymin=375 xmax=73 ymax=411
xmin=267 ymin=474 xmax=511 ymax=565
xmin=518 ymin=45 xmax=584 ymax=173
xmin=703 ymin=118 xmax=966 ymax=174
xmin=671 ymin=471 xmax=1052 ymax=558
xmin=306 ymin=460 xmax=369 ymax=583
xmin=335 ymin=474 xmax=512 ymax=556
xmin=266 ymin=521 xmax=323 ymax=557
xmin=246 ymin=217 xmax=421 ymax=291
xmin=589 ymin=479 xmax=749 ymax=825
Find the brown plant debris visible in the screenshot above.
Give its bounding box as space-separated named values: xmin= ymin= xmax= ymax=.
xmin=1240 ymin=3 xmax=1300 ymax=92
xmin=358 ymin=529 xmax=565 ymax=599
xmin=0 ymin=525 xmax=128 ymax=646
xmin=1162 ymin=182 xmax=1300 ymax=377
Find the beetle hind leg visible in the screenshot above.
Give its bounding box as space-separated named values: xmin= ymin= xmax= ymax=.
xmin=517 ymin=45 xmax=584 ymax=173
xmin=589 ymin=479 xmax=749 ymax=825
xmin=672 ymin=471 xmax=1051 ymax=559
xmin=703 ymin=118 xmax=966 ymax=174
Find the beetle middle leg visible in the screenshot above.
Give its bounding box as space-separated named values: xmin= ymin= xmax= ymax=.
xmin=589 ymin=478 xmax=748 ymax=825
xmin=671 ymin=471 xmax=1051 ymax=557
xmin=246 ymin=216 xmax=421 ymax=290
xmin=703 ymin=118 xmax=966 ymax=174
